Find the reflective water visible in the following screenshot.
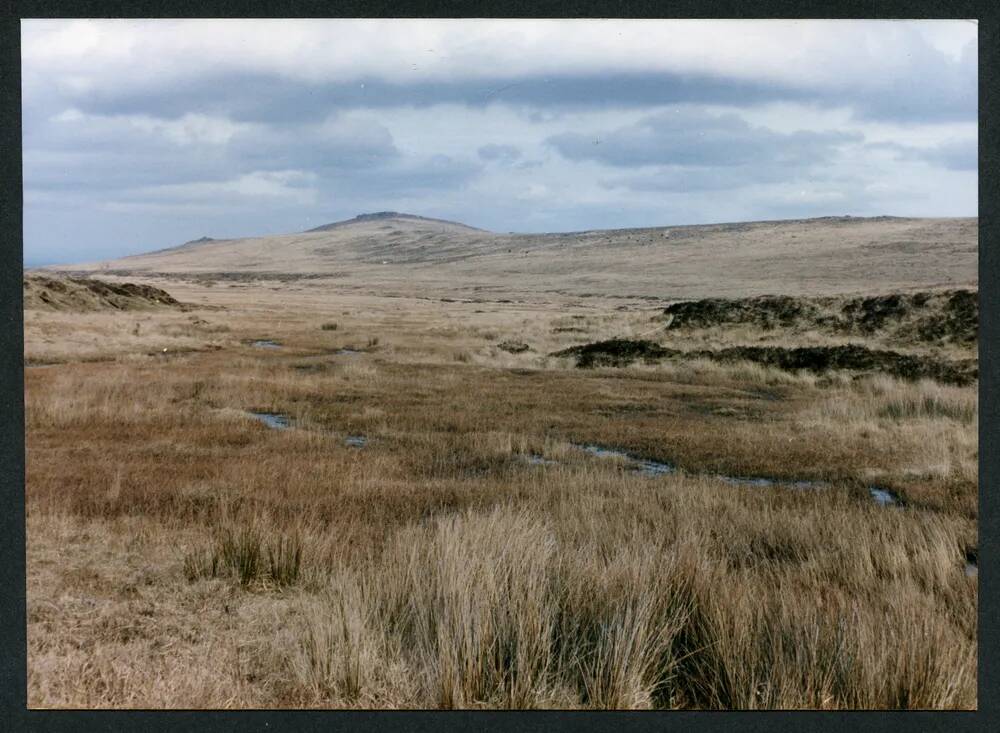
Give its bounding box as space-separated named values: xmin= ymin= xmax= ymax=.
xmin=868 ymin=487 xmax=899 ymax=507
xmin=251 ymin=340 xmax=282 ymax=349
xmin=574 ymin=443 xmax=676 ymax=477
xmin=248 ymin=411 xmax=291 ymax=429
xmin=241 ymin=417 xmax=907 ymax=509
xmin=565 ymin=442 xmax=862 ymax=498
xmin=524 ymin=454 xmax=558 ymax=465
xmin=718 ymin=475 xmax=829 ymax=491
xmin=246 ymin=411 xmax=367 ymax=448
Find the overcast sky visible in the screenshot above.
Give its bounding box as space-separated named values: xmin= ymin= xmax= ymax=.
xmin=22 ymin=19 xmax=977 ymax=266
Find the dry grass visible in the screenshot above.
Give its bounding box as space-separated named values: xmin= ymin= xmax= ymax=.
xmin=59 ymin=214 xmax=978 ymax=301
xmin=24 ymin=281 xmax=978 ymax=709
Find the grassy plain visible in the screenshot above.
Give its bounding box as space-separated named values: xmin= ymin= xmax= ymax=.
xmin=24 ymin=274 xmax=978 ymax=709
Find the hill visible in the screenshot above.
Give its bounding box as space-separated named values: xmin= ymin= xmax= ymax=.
xmin=47 ymin=213 xmax=978 ymax=300
xmin=304 ymin=211 xmax=486 ymax=233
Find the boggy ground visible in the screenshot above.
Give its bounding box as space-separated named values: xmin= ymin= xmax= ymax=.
xmin=24 ymin=279 xmax=978 ymax=709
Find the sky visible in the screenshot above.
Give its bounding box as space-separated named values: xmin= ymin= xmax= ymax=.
xmin=21 ymin=19 xmax=978 ymax=266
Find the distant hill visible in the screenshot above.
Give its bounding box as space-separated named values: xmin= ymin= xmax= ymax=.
xmin=46 ymin=213 xmax=978 ymax=300
xmin=142 ymin=236 xmax=226 ymax=256
xmin=305 ymin=211 xmax=486 ymax=233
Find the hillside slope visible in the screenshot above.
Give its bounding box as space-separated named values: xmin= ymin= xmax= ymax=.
xmin=50 ymin=214 xmax=978 ymax=300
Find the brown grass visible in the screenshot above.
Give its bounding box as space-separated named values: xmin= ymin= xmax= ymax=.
xmin=57 ymin=214 xmax=978 ymax=301
xmin=24 ymin=281 xmax=977 ymax=709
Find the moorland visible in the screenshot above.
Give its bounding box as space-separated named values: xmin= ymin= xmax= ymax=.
xmin=24 ymin=213 xmax=978 ymax=709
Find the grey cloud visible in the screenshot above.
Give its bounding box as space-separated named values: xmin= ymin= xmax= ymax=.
xmin=25 ymin=61 xmax=976 ymax=127
xmin=23 ymin=149 xmax=228 ymax=192
xmin=337 ymin=154 xmax=483 ymax=197
xmin=928 ymin=140 xmax=977 ymax=170
xmin=229 ymin=118 xmax=400 ymax=172
xmin=602 ymin=165 xmax=796 ymax=193
xmin=23 ymin=112 xmax=402 ymax=197
xmin=868 ymin=139 xmax=977 ymax=171
xmin=100 ymin=153 xmax=482 ymax=208
xmin=478 ymin=143 xmax=521 ymax=161
xmin=548 ymin=109 xmax=862 ymax=169
xmin=30 ymin=72 xmax=806 ymax=124
xmin=849 ymin=37 xmax=976 ymax=123
xmin=29 ymin=108 xmax=399 ymax=165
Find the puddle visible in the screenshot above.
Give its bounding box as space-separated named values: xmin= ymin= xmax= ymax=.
xmin=574 ymin=443 xmax=676 ymax=477
xmin=336 ymin=348 xmax=361 ymax=356
xmin=719 ymin=475 xmax=828 ymax=491
xmin=719 ymin=476 xmax=776 ymax=489
xmin=573 ymin=443 xmax=832 ymax=485
xmin=868 ymin=487 xmax=900 ymax=507
xmin=631 ymin=458 xmax=676 ymax=476
xmin=524 ymin=441 xmax=901 ymax=508
xmin=245 ymin=411 xmax=366 ymax=446
xmin=251 ymin=340 xmax=282 ymax=349
xmin=247 ymin=411 xmax=291 ymax=430
xmin=524 ymin=454 xmax=558 ymax=466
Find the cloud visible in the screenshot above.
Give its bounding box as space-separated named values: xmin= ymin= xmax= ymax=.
xmin=124 ymin=170 xmax=319 ymax=205
xmin=478 ymin=143 xmax=522 ymax=162
xmin=868 ymin=138 xmax=977 ymax=171
xmin=337 ymin=154 xmax=483 ymax=197
xmin=602 ymin=165 xmax=797 ymax=193
xmin=228 ymin=115 xmax=401 ymax=171
xmin=23 ymin=108 xmax=402 ymax=201
xmin=114 ymin=112 xmax=248 ymax=146
xmin=548 ymin=108 xmax=862 ymax=169
xmin=22 ymin=20 xmax=976 ymax=124
xmin=43 ymin=71 xmax=808 ymax=125
xmin=27 ymin=66 xmax=975 ymax=127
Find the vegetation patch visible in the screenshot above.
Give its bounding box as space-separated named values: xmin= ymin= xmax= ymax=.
xmin=662 ymin=290 xmax=977 ymax=346
xmin=184 ymin=524 xmax=303 ymax=588
xmin=698 ymin=344 xmax=977 ymax=386
xmin=497 ymin=340 xmax=532 ymax=354
xmin=557 ymin=339 xmax=976 ymax=385
xmin=553 ymin=339 xmax=680 ymax=367
xmin=23 ymin=274 xmax=180 ymax=311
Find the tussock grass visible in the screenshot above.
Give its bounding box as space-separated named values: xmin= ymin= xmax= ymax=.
xmin=870 ymin=377 xmax=977 ymax=424
xmin=289 ymin=580 xmax=388 ymax=704
xmin=182 ymin=545 xmax=221 ymax=582
xmin=267 ymin=534 xmax=304 ymax=587
xmin=796 ymin=376 xmax=978 ymax=509
xmin=25 ymin=282 xmax=977 ymax=709
xmin=219 ymin=524 xmax=264 ymax=586
xmin=183 ymin=522 xmax=303 ymax=588
xmin=400 ymin=508 xmax=557 ymax=708
xmin=810 ymin=376 xmax=978 ymax=426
